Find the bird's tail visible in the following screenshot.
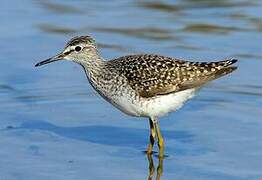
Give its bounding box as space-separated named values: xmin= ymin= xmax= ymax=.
xmin=210 ymin=58 xmax=238 ymax=79
xmin=214 ymin=58 xmax=238 ymax=67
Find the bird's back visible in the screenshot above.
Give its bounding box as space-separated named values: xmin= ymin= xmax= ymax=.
xmin=108 ymin=54 xmax=237 ymax=98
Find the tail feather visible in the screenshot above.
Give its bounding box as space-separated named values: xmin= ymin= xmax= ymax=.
xmin=210 ymin=58 xmax=238 ymax=80
xmin=177 ymin=58 xmax=238 ymax=91
xmin=212 ymin=58 xmax=238 ymax=68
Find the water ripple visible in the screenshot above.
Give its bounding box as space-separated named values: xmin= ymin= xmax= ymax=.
xmin=37 ymin=24 xmax=77 ymax=34
xmin=182 ymin=23 xmax=245 ymax=34
xmin=91 ymin=27 xmax=178 ymax=41
xmin=36 ymin=0 xmax=83 ymax=14
xmin=137 ymin=1 xmax=256 ymax=13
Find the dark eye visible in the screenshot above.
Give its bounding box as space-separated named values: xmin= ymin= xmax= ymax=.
xmin=75 ymin=46 xmax=82 ymax=52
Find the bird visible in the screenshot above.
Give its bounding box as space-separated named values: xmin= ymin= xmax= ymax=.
xmin=35 ymin=35 xmax=237 ymax=157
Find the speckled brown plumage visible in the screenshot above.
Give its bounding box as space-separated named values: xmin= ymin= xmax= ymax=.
xmin=109 ymin=54 xmax=237 ymax=97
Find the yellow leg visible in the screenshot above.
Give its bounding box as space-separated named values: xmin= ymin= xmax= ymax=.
xmin=154 ymin=120 xmax=165 ymax=157
xmin=146 ymin=118 xmax=156 ymax=154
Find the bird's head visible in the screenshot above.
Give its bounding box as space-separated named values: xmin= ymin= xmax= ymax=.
xmin=35 ymin=36 xmax=98 ymax=67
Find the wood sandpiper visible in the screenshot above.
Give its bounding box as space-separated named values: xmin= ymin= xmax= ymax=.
xmin=35 ymin=35 xmax=238 ymax=157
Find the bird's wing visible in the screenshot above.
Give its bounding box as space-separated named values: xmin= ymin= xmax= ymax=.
xmin=110 ymin=54 xmax=237 ymax=98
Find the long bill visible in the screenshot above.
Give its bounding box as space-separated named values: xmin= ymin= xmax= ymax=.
xmin=35 ymin=53 xmax=65 ymax=67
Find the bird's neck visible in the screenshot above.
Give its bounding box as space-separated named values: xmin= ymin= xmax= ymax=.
xmin=79 ymin=55 xmax=110 ymax=86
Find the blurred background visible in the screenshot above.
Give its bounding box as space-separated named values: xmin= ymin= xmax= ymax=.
xmin=1 ymin=0 xmax=262 ymax=179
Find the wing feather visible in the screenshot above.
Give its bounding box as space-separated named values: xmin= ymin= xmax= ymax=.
xmin=110 ymin=54 xmax=237 ymax=98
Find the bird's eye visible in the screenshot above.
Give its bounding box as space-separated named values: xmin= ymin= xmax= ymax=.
xmin=75 ymin=46 xmax=82 ymax=52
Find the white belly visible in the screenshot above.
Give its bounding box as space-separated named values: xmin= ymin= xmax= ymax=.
xmin=108 ymin=88 xmax=196 ymax=118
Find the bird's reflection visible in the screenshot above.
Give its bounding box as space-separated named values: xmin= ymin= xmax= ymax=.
xmin=147 ymin=153 xmax=164 ymax=180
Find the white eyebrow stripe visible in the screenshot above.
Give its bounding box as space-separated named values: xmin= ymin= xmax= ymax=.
xmin=63 ymin=49 xmax=74 ymax=55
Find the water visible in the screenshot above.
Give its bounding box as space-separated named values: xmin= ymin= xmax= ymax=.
xmin=1 ymin=0 xmax=262 ymax=179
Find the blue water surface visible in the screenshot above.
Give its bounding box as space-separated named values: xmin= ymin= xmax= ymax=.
xmin=1 ymin=0 xmax=262 ymax=179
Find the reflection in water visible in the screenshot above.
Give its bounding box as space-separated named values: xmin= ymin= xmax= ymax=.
xmin=147 ymin=154 xmax=163 ymax=180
